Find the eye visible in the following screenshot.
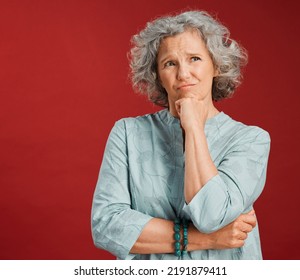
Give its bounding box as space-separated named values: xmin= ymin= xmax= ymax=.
xmin=191 ymin=56 xmax=201 ymax=62
xmin=164 ymin=61 xmax=176 ymax=67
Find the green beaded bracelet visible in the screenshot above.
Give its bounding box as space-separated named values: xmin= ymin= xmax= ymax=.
xmin=174 ymin=218 xmax=181 ymax=257
xmin=174 ymin=218 xmax=189 ymax=257
xmin=182 ymin=218 xmax=189 ymax=255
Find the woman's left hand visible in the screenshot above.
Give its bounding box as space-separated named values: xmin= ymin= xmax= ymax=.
xmin=209 ymin=210 xmax=257 ymax=249
xmin=175 ymin=97 xmax=208 ymax=131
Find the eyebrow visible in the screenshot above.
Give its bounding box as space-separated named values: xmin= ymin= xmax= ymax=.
xmin=158 ymin=52 xmax=203 ymax=64
xmin=158 ymin=55 xmax=173 ymax=65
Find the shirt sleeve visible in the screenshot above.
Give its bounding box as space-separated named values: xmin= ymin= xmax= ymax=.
xmin=183 ymin=128 xmax=271 ymax=233
xmin=91 ymin=120 xmax=153 ymax=260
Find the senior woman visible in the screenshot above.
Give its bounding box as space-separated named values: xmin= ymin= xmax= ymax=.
xmin=91 ymin=11 xmax=270 ymax=260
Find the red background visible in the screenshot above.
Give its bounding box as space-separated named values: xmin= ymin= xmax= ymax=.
xmin=0 ymin=0 xmax=299 ymax=260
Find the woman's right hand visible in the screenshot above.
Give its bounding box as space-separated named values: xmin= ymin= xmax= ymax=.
xmin=209 ymin=210 xmax=257 ymax=249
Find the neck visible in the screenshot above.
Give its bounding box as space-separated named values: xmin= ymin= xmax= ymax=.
xmin=207 ymin=105 xmax=220 ymax=119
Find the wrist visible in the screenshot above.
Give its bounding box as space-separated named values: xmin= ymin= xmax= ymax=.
xmin=182 ymin=121 xmax=205 ymax=133
xmin=188 ymin=225 xmax=214 ymax=251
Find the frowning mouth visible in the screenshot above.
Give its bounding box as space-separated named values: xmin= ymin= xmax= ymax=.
xmin=177 ymin=84 xmax=196 ymax=90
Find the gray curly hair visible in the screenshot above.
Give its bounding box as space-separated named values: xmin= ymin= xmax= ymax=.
xmin=129 ymin=10 xmax=248 ymax=107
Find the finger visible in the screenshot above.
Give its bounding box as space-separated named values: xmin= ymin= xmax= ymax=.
xmin=233 ymin=240 xmax=245 ymax=248
xmin=242 ymin=214 xmax=257 ymax=228
xmin=238 ymin=231 xmax=248 ymax=240
xmin=239 ymin=222 xmax=253 ymax=233
xmin=237 ymin=212 xmax=257 ymax=227
xmin=247 ymin=209 xmax=255 ymax=216
xmin=229 ymin=238 xmax=245 ymax=248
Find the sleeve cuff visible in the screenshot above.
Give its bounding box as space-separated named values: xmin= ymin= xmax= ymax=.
xmin=93 ymin=210 xmax=153 ymax=260
xmin=182 ymin=174 xmax=230 ymax=233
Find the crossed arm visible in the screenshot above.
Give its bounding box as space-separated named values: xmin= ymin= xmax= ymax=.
xmin=131 ymin=211 xmax=256 ymax=254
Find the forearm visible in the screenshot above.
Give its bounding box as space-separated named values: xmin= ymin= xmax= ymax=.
xmin=184 ymin=127 xmax=218 ymax=203
xmin=130 ymin=218 xmax=213 ymax=254
xmin=130 ymin=211 xmax=256 ymax=255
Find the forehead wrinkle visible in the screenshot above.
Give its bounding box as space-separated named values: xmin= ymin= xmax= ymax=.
xmin=158 ymin=31 xmax=206 ymax=63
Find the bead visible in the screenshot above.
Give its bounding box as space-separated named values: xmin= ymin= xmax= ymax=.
xmin=175 ymin=241 xmax=181 ymax=250
xmin=175 ymin=249 xmax=181 ymax=257
xmin=174 ymin=232 xmax=181 ymax=241
xmin=174 ymin=223 xmax=181 ymax=232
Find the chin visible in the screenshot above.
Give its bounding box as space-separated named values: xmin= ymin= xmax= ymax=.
xmin=180 ymin=92 xmax=200 ymax=99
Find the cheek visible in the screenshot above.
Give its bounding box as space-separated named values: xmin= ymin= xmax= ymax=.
xmin=199 ymin=70 xmax=215 ymax=83
xmin=157 ymin=71 xmax=163 ymax=85
xmin=159 ymin=73 xmax=171 ymax=88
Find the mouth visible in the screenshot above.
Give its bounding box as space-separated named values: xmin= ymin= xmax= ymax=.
xmin=177 ymin=84 xmax=195 ymax=90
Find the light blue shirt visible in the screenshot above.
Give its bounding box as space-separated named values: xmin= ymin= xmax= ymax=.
xmin=91 ymin=109 xmax=271 ymax=260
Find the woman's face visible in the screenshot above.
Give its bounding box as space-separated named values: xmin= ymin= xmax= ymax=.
xmin=157 ymin=30 xmax=217 ymax=115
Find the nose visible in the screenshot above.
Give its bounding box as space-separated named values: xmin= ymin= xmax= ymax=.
xmin=176 ymin=63 xmax=191 ymax=81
